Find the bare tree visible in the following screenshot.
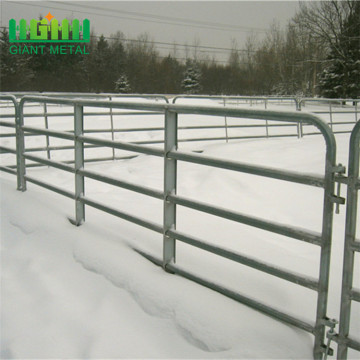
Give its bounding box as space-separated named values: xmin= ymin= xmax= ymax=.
xmin=192 ymin=36 xmax=201 ymax=62
xmin=228 ymin=39 xmax=240 ymax=68
xmin=294 ymin=1 xmax=357 ymax=59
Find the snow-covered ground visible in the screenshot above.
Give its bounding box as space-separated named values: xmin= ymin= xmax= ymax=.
xmin=1 ymin=98 xmax=359 ymax=359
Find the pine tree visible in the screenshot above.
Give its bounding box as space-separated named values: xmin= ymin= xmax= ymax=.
xmin=0 ymin=29 xmax=33 ymax=90
xmin=181 ymin=60 xmax=201 ymax=94
xmin=318 ymin=2 xmax=360 ymax=98
xmin=115 ymin=74 xmax=131 ymax=93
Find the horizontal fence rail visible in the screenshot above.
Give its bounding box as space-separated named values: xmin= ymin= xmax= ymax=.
xmin=172 ymin=94 xmax=299 ymax=108
xmin=1 ymin=91 xmax=170 ymax=103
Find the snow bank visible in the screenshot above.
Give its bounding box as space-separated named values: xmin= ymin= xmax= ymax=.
xmin=1 ymin=175 xmax=315 ymax=358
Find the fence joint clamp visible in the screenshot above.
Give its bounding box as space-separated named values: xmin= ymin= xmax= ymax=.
xmin=321 ymin=318 xmax=338 ymax=359
xmin=332 ymin=164 xmax=346 ymax=174
xmin=332 ymin=164 xmax=346 ymax=214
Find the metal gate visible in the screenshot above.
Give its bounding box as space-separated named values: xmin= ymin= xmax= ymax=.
xmin=336 ymin=121 xmax=360 ymax=358
xmin=137 ymin=105 xmax=340 ymax=360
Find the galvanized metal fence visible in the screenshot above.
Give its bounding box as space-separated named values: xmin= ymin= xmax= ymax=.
xmin=1 ymin=95 xmax=345 ymax=359
xmin=336 ymin=121 xmax=360 ymax=359
xmin=1 ymin=94 xmax=359 ymax=359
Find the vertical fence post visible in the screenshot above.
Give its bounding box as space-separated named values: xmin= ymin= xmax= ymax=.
xmin=337 ymin=122 xmax=360 ymax=359
xmin=163 ymin=109 xmax=177 ymax=268
xmin=265 ymin=120 xmax=269 ymax=138
xmin=313 ymin=137 xmax=337 ymax=359
xmin=355 ymin=100 xmax=358 ymax=123
xmin=43 ymin=103 xmax=51 ymax=159
xmin=109 ymin=96 xmax=115 ymax=160
xmin=329 ymin=103 xmax=333 ymax=130
xmin=17 ymin=100 xmax=26 ymax=191
xmin=74 ymin=104 xmax=85 ymax=225
xmin=223 ymin=98 xmax=229 ymax=143
xmin=296 ymin=120 xmax=302 ymax=139
xmin=297 ymin=100 xmax=304 ymax=137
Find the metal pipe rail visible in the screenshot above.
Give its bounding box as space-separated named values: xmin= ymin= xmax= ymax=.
xmin=299 ymin=98 xmax=360 ymax=108
xmin=2 ymin=91 xmax=170 ymax=103
xmin=336 ymin=120 xmax=360 ymax=358
xmin=172 ymin=94 xmax=299 ymax=109
xmin=4 ymin=95 xmax=340 ymax=359
xmin=0 ymin=111 xmax=163 ymax=118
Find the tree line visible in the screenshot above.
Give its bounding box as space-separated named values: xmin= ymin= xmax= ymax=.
xmin=1 ymin=1 xmax=359 ymax=98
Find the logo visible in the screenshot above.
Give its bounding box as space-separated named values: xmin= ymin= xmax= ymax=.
xmin=8 ymin=12 xmax=90 ymax=55
xmin=9 ymin=12 xmax=90 ymax=43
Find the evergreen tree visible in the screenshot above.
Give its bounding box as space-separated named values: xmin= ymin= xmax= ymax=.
xmin=157 ymin=55 xmax=182 ymax=94
xmin=115 ymin=74 xmax=131 ymax=93
xmin=316 ymin=2 xmax=360 ymax=98
xmin=181 ymin=60 xmax=201 ymax=94
xmin=0 ymin=29 xmax=33 ymax=90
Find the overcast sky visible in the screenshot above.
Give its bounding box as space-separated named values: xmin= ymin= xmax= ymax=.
xmin=1 ymin=1 xmax=300 ymax=63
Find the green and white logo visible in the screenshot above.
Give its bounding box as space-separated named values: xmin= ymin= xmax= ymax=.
xmin=9 ymin=12 xmax=90 ymax=43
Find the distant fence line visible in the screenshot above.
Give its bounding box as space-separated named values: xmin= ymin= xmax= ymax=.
xmin=0 ymin=93 xmax=359 ymax=168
